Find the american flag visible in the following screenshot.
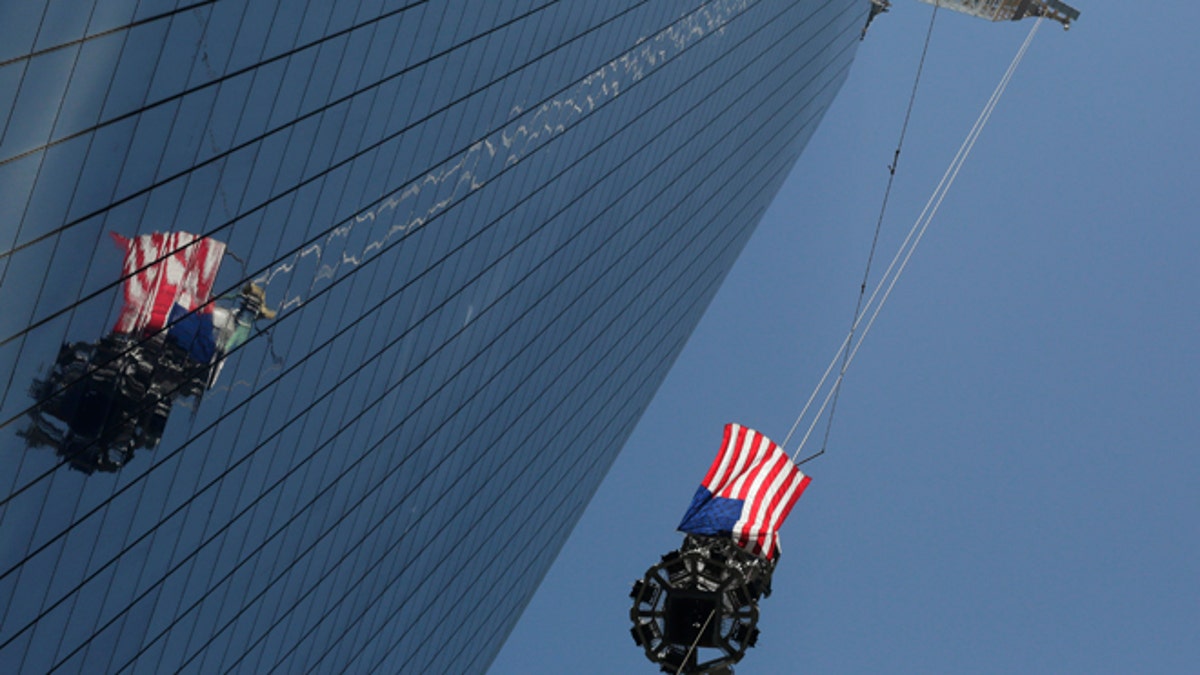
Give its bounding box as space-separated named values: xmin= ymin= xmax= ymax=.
xmin=112 ymin=232 xmax=225 ymax=336
xmin=677 ymin=423 xmax=811 ymax=559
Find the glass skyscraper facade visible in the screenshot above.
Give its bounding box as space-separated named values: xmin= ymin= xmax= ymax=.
xmin=0 ymin=1 xmax=864 ymax=672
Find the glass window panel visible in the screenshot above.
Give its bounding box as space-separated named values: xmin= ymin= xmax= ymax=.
xmin=231 ymin=59 xmax=285 ymax=147
xmin=133 ymin=0 xmax=184 ymax=22
xmin=261 ymin=1 xmax=305 ymax=58
xmin=226 ymin=0 xmax=281 ymax=73
xmin=331 ymin=93 xmax=373 ymax=163
xmin=62 ymin=114 xmax=136 ymax=222
xmin=0 ymin=49 xmax=75 ymax=159
xmin=87 ymin=0 xmax=138 ymax=35
xmin=0 ymin=160 xmax=43 ymax=274
xmin=298 ymin=35 xmax=347 ymax=114
xmin=174 ymin=161 xmax=221 ymax=230
xmin=0 ymin=5 xmax=45 ymax=64
xmin=146 ymin=10 xmax=207 ymax=102
xmin=302 ymin=104 xmax=349 ymax=186
xmin=0 ymin=64 xmax=30 ymax=154
xmin=325 ymin=0 xmax=362 ymax=36
xmin=271 ymin=115 xmax=319 ymax=192
xmin=355 ymin=12 xmax=397 ymax=88
xmin=266 ymin=48 xmax=317 ymax=129
xmin=112 ymin=99 xmax=176 ymax=198
xmin=328 ymin=24 xmax=370 ymax=104
xmin=156 ymin=86 xmax=217 ymax=179
xmin=185 ymin=0 xmax=246 ymax=87
xmin=382 ymin=4 xmax=425 ymax=74
xmin=33 ymin=0 xmax=92 ymax=52
xmin=52 ymin=33 xmax=124 ymax=140
xmin=354 ymin=0 xmax=385 ymax=24
xmin=101 ymin=20 xmax=170 ymax=119
xmin=196 ymin=71 xmax=252 ymax=163
xmin=295 ymin=1 xmax=336 ymax=47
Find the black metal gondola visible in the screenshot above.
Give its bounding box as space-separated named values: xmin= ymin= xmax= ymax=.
xmin=630 ymin=424 xmax=810 ymax=674
xmin=630 ymin=535 xmax=775 ymax=674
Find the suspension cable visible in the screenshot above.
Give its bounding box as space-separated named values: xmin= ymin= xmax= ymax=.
xmin=810 ymin=1 xmax=940 ymax=460
xmin=675 ymin=608 xmax=718 ymax=675
xmin=786 ymin=17 xmax=1045 ymax=463
xmin=781 ymin=2 xmax=941 ymax=452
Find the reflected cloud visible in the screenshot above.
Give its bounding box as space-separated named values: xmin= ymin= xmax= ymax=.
xmin=255 ymin=0 xmax=751 ymax=310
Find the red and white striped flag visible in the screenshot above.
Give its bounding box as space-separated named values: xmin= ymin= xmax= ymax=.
xmin=678 ymin=423 xmax=811 ymax=559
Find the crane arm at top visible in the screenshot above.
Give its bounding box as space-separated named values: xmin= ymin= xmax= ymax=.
xmin=915 ymin=0 xmax=1080 ymax=30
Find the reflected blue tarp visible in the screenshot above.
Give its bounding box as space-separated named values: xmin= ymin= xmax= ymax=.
xmin=168 ymin=303 xmax=217 ymax=364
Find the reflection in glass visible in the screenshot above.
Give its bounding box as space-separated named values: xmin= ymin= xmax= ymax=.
xmin=18 ymin=231 xmax=276 ymax=474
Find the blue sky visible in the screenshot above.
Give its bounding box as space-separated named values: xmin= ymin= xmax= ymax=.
xmin=492 ymin=3 xmax=1200 ymax=673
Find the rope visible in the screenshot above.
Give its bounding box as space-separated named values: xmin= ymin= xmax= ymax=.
xmin=676 ymin=607 xmax=718 ymax=675
xmin=810 ymin=1 xmax=941 ymax=457
xmin=787 ymin=17 xmax=1044 ymax=463
xmin=780 ymin=2 xmax=941 ymax=452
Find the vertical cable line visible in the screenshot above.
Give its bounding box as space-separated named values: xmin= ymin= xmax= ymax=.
xmin=3 ymin=0 xmax=770 ymax=659
xmin=786 ymin=2 xmax=940 ymax=457
xmin=788 ymin=16 xmax=1044 ymax=463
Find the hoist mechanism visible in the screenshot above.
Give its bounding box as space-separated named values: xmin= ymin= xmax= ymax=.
xmin=863 ymin=1 xmax=1080 ymax=41
xmin=914 ymin=0 xmax=1080 ymax=30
